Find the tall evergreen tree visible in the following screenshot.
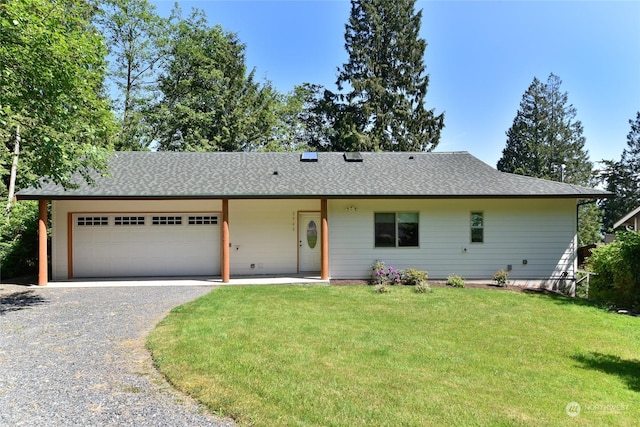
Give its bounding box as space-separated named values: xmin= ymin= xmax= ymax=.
xmin=307 ymin=0 xmax=443 ymax=152
xmin=497 ymin=73 xmax=601 ymax=245
xmin=497 ymin=74 xmax=592 ymax=185
xmin=600 ymin=112 xmax=640 ymax=230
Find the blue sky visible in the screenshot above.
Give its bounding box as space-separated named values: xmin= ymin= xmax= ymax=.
xmin=152 ymin=1 xmax=640 ymax=169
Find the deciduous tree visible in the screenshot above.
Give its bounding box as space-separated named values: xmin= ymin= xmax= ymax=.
xmin=0 ymin=0 xmax=114 ymax=214
xmin=150 ymin=9 xmax=279 ymax=152
xmin=96 ymin=0 xmax=170 ymax=150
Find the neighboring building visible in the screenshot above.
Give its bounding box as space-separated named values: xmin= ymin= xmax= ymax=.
xmin=613 ymin=206 xmax=640 ymax=232
xmin=17 ymin=151 xmax=609 ymax=288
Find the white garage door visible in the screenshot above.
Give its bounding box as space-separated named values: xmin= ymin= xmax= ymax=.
xmin=73 ymin=213 xmax=220 ymax=278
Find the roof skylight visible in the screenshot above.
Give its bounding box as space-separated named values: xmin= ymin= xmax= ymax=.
xmin=343 ymin=152 xmax=363 ymax=162
xmin=300 ymin=152 xmax=318 ymax=162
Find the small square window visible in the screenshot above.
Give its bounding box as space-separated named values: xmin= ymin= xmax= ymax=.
xmin=471 ymin=212 xmax=484 ymax=243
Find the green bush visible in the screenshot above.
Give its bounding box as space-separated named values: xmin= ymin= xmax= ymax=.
xmin=414 ymin=282 xmax=431 ymax=293
xmin=373 ymin=284 xmax=390 ymax=294
xmin=493 ymin=269 xmax=509 ymax=287
xmin=446 ymin=274 xmax=465 ymax=288
xmin=587 ymin=231 xmax=640 ymax=311
xmin=403 ymin=268 xmax=428 ymax=286
xmin=0 ymin=201 xmax=40 ymax=279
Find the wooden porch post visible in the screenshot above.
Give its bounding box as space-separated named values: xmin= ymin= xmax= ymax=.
xmin=321 ymin=198 xmax=329 ymax=280
xmin=38 ymin=199 xmax=48 ymax=286
xmin=221 ymin=199 xmax=230 ymax=283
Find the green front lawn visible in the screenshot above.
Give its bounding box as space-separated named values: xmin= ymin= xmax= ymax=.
xmin=147 ymin=285 xmax=640 ymax=426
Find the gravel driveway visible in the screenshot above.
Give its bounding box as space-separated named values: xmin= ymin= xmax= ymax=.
xmin=0 ymin=284 xmax=235 ymax=427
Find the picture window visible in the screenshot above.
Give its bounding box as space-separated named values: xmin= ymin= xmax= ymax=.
xmin=374 ymin=212 xmax=419 ymax=248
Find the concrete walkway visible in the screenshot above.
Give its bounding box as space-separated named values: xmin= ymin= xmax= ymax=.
xmin=40 ymin=275 xmax=330 ymax=288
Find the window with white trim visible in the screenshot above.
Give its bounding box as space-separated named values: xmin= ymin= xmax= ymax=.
xmin=188 ymin=215 xmax=218 ymax=225
xmin=152 ymin=215 xmax=183 ymax=225
xmin=471 ymin=212 xmax=484 ymax=243
xmin=114 ymin=216 xmax=145 ymax=226
xmin=77 ymin=216 xmax=108 ymax=226
xmin=374 ymin=212 xmax=419 ymax=247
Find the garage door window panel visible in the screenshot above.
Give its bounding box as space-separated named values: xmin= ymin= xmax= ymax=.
xmin=115 ymin=216 xmax=145 ymax=226
xmin=77 ymin=216 xmax=109 ymax=226
xmin=188 ymin=215 xmax=218 ymax=225
xmin=152 ymin=215 xmax=183 ymax=225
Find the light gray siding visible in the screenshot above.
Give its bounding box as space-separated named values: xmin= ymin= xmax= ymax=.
xmin=328 ymin=198 xmax=577 ymax=283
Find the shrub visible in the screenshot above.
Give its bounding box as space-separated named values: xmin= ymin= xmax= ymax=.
xmin=446 ymin=274 xmax=465 ymax=288
xmin=373 ymin=284 xmax=390 ymax=294
xmin=588 ymin=231 xmax=640 ymax=311
xmin=414 ymin=282 xmax=432 ymax=293
xmin=370 ymin=260 xmax=401 ymax=285
xmin=0 ymin=201 xmax=40 ymax=278
xmin=493 ymin=269 xmax=509 ymax=287
xmin=403 ymin=268 xmax=428 ymax=286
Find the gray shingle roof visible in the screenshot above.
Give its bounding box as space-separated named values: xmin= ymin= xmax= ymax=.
xmin=16 ymin=151 xmax=610 ymax=200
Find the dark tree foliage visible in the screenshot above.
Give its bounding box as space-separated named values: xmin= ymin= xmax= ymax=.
xmin=588 ymin=231 xmax=640 ymax=311
xmin=0 ymin=201 xmax=39 ymax=278
xmin=600 ymin=112 xmax=640 ymax=230
xmin=497 ymin=74 xmax=601 ymax=245
xmin=497 ymin=74 xmax=593 ymax=186
xmin=149 ymin=9 xmax=279 ymax=152
xmin=296 ymin=84 xmax=369 ymax=152
xmin=304 ymin=0 xmax=443 ymax=152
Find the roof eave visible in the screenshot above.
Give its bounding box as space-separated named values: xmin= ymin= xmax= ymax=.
xmin=613 ymin=205 xmax=640 ymax=229
xmin=16 ymin=192 xmax=612 ymax=201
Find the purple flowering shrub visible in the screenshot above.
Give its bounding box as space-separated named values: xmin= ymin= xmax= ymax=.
xmin=370 ymin=260 xmax=402 ymax=285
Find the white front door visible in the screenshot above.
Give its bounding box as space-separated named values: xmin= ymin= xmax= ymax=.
xmin=298 ymin=213 xmax=321 ymax=273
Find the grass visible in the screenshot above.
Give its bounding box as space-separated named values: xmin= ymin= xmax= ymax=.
xmin=147 ymin=285 xmax=640 ymax=426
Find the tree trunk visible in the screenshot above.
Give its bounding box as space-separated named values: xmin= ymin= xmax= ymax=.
xmin=6 ymin=125 xmax=20 ymax=221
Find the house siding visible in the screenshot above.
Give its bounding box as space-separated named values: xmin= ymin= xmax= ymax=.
xmin=228 ymin=199 xmax=320 ymax=275
xmin=51 ymin=199 xmax=321 ymax=280
xmin=51 ymin=197 xmax=577 ymax=284
xmin=327 ymin=198 xmax=577 ymax=283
